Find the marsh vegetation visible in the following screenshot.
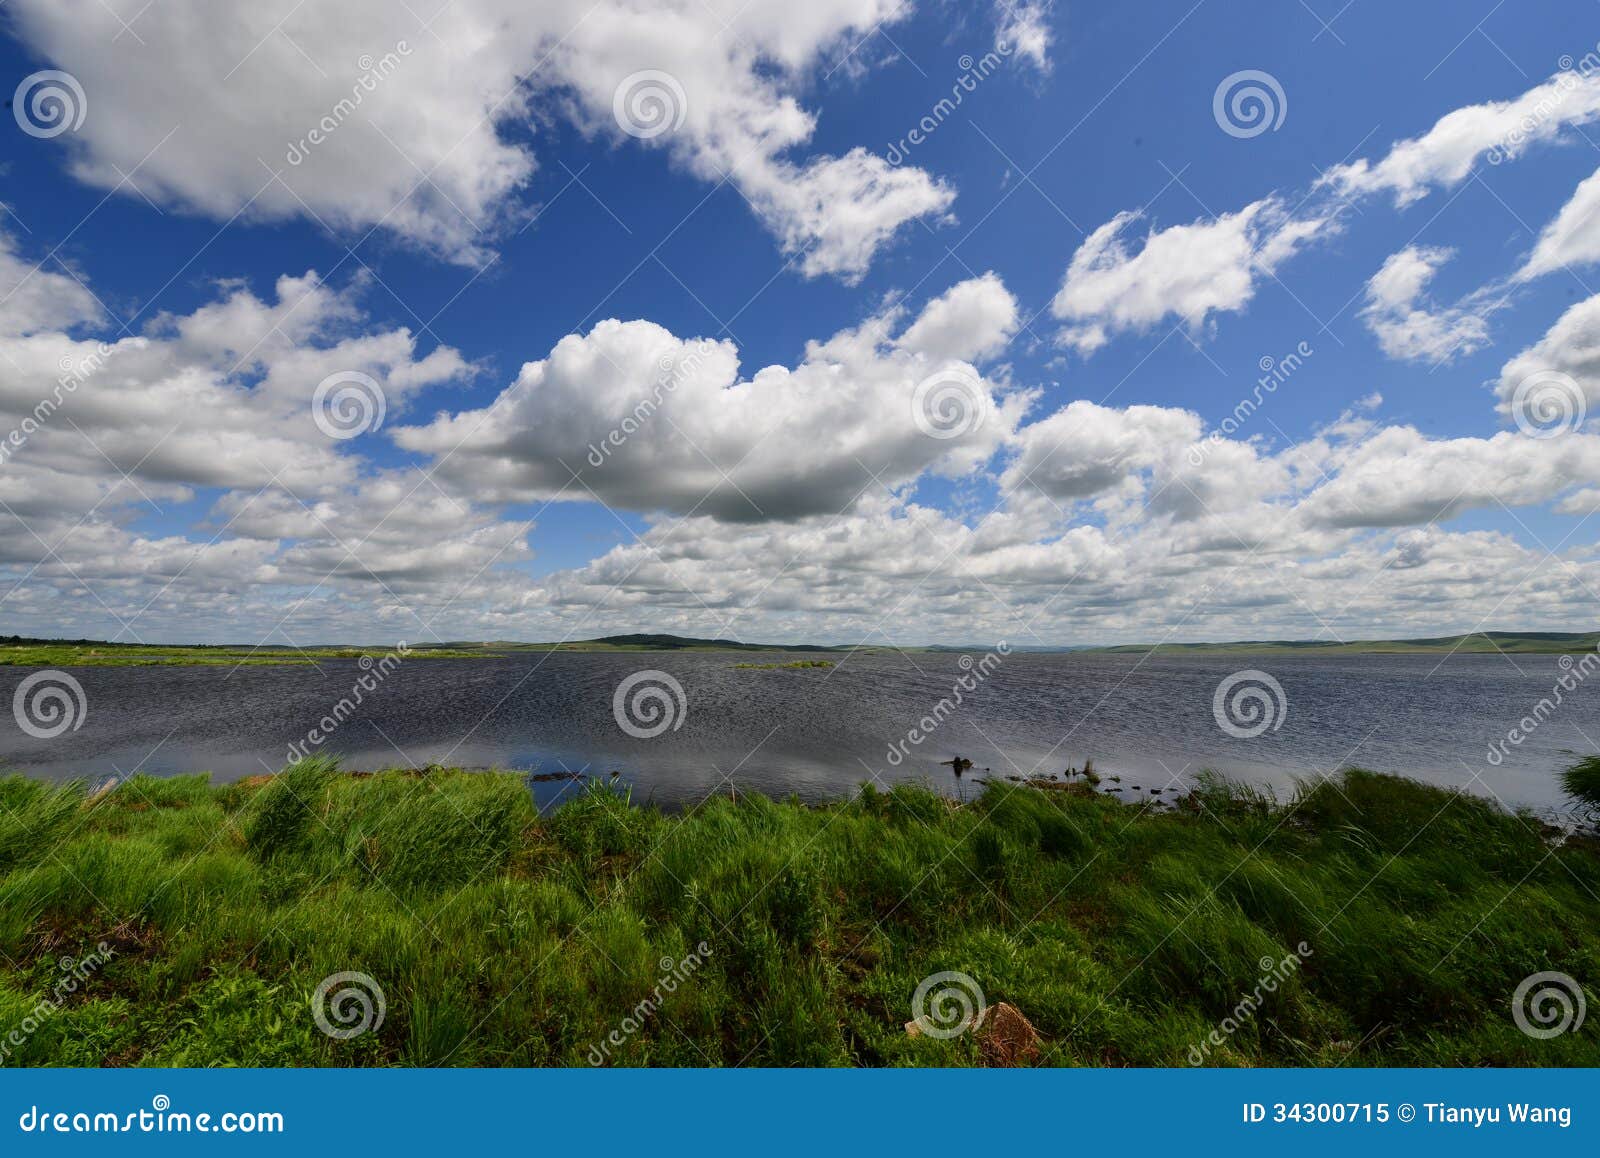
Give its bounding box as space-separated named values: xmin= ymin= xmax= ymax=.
xmin=0 ymin=760 xmax=1595 ymax=1066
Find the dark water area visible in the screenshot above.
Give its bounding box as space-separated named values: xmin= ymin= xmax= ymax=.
xmin=2 ymin=651 xmax=1593 ymax=814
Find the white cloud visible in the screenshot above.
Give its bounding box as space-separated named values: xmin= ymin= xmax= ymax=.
xmin=1359 ymin=246 xmax=1494 ymax=364
xmin=1495 ymin=291 xmax=1600 ymax=421
xmin=1044 ymin=71 xmax=1600 ymax=358
xmin=0 ymin=267 xmax=470 ymax=503
xmin=1050 ymin=199 xmax=1331 ymax=353
xmin=1295 ymin=426 xmax=1600 ymax=528
xmin=1326 ymin=70 xmax=1600 ymax=205
xmin=8 ymin=0 xmax=951 ymax=277
xmin=0 ymin=229 xmax=102 ymax=338
xmin=1001 ymin=401 xmax=1200 ymax=504
xmin=1519 ymin=165 xmax=1600 ymax=281
xmin=994 ymin=1 xmax=1053 ymax=73
xmin=894 ymin=271 xmax=1019 ymax=362
xmin=393 ymin=276 xmax=1030 ymax=521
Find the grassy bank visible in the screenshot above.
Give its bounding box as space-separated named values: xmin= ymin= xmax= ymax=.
xmin=0 ymin=762 xmax=1595 ymax=1066
xmin=0 ymin=642 xmax=494 ymax=667
xmin=1086 ymin=630 xmax=1600 ymax=656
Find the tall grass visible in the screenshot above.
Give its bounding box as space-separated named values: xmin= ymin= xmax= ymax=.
xmin=1561 ymin=755 xmax=1600 ymax=821
xmin=0 ymin=763 xmax=1595 ymax=1067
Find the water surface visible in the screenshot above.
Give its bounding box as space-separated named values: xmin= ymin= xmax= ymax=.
xmin=2 ymin=651 xmax=1591 ymax=813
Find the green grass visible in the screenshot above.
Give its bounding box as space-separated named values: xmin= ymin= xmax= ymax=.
xmin=0 ymin=762 xmax=1596 ymax=1067
xmin=0 ymin=642 xmax=495 ymax=667
xmin=1561 ymin=756 xmax=1600 ymax=823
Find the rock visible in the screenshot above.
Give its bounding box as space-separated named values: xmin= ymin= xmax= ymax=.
xmin=975 ymin=1002 xmax=1041 ymax=1067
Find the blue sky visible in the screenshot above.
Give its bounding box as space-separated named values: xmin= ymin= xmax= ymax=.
xmin=3 ymin=0 xmax=1600 ymax=646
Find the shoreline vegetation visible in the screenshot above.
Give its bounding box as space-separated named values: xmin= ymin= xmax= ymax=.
xmin=5 ymin=630 xmax=1598 ymax=668
xmin=733 ymin=660 xmax=835 ymax=670
xmin=1 ymin=760 xmax=1596 ymax=1066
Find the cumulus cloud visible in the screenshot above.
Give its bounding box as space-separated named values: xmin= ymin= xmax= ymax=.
xmin=894 ymin=271 xmax=1019 ymax=361
xmin=0 ymin=255 xmax=492 ymax=644
xmin=1495 ymin=290 xmax=1600 ymax=422
xmin=1050 ymin=198 xmax=1332 ymax=353
xmin=9 ymin=233 xmax=1591 ymax=646
xmin=394 ymin=277 xmax=1030 ymax=521
xmin=1359 ymin=246 xmax=1494 ymax=364
xmin=1295 ymin=426 xmax=1600 ymax=528
xmin=0 ymin=228 xmax=102 ymax=338
xmin=1045 ymin=70 xmax=1600 ymax=358
xmin=1001 ymin=401 xmax=1200 ymax=504
xmin=8 ymin=0 xmax=950 ymax=277
xmin=0 ymin=269 xmax=469 ymax=493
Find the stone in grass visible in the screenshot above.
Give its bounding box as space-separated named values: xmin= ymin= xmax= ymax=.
xmin=904 ymin=1001 xmax=1041 ymax=1067
xmin=975 ymin=1002 xmax=1041 ymax=1067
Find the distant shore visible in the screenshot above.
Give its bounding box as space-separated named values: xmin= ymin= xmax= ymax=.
xmin=5 ymin=629 xmax=1598 ymax=667
xmin=1 ymin=760 xmax=1594 ymax=1067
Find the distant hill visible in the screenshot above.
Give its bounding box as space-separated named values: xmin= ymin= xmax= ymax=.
xmin=8 ymin=630 xmax=1598 ymax=658
xmin=547 ymin=633 xmax=839 ymax=653
xmin=419 ymin=634 xmax=863 ymax=654
xmin=1082 ymin=631 xmax=1600 ymax=656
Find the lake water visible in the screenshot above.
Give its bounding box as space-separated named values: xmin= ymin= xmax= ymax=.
xmin=2 ymin=651 xmax=1593 ymax=814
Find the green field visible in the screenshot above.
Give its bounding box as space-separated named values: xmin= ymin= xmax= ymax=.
xmin=0 ymin=639 xmax=493 ymax=668
xmin=1 ymin=761 xmax=1595 ymax=1067
xmin=7 ymin=630 xmax=1597 ymax=668
xmin=0 ymin=634 xmax=886 ymax=667
xmin=1084 ymin=631 xmax=1600 ymax=657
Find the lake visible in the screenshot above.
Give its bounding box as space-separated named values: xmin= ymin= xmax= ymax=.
xmin=1 ymin=650 xmax=1592 ymax=814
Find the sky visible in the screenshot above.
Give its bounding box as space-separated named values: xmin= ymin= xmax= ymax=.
xmin=3 ymin=0 xmax=1600 ymax=648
